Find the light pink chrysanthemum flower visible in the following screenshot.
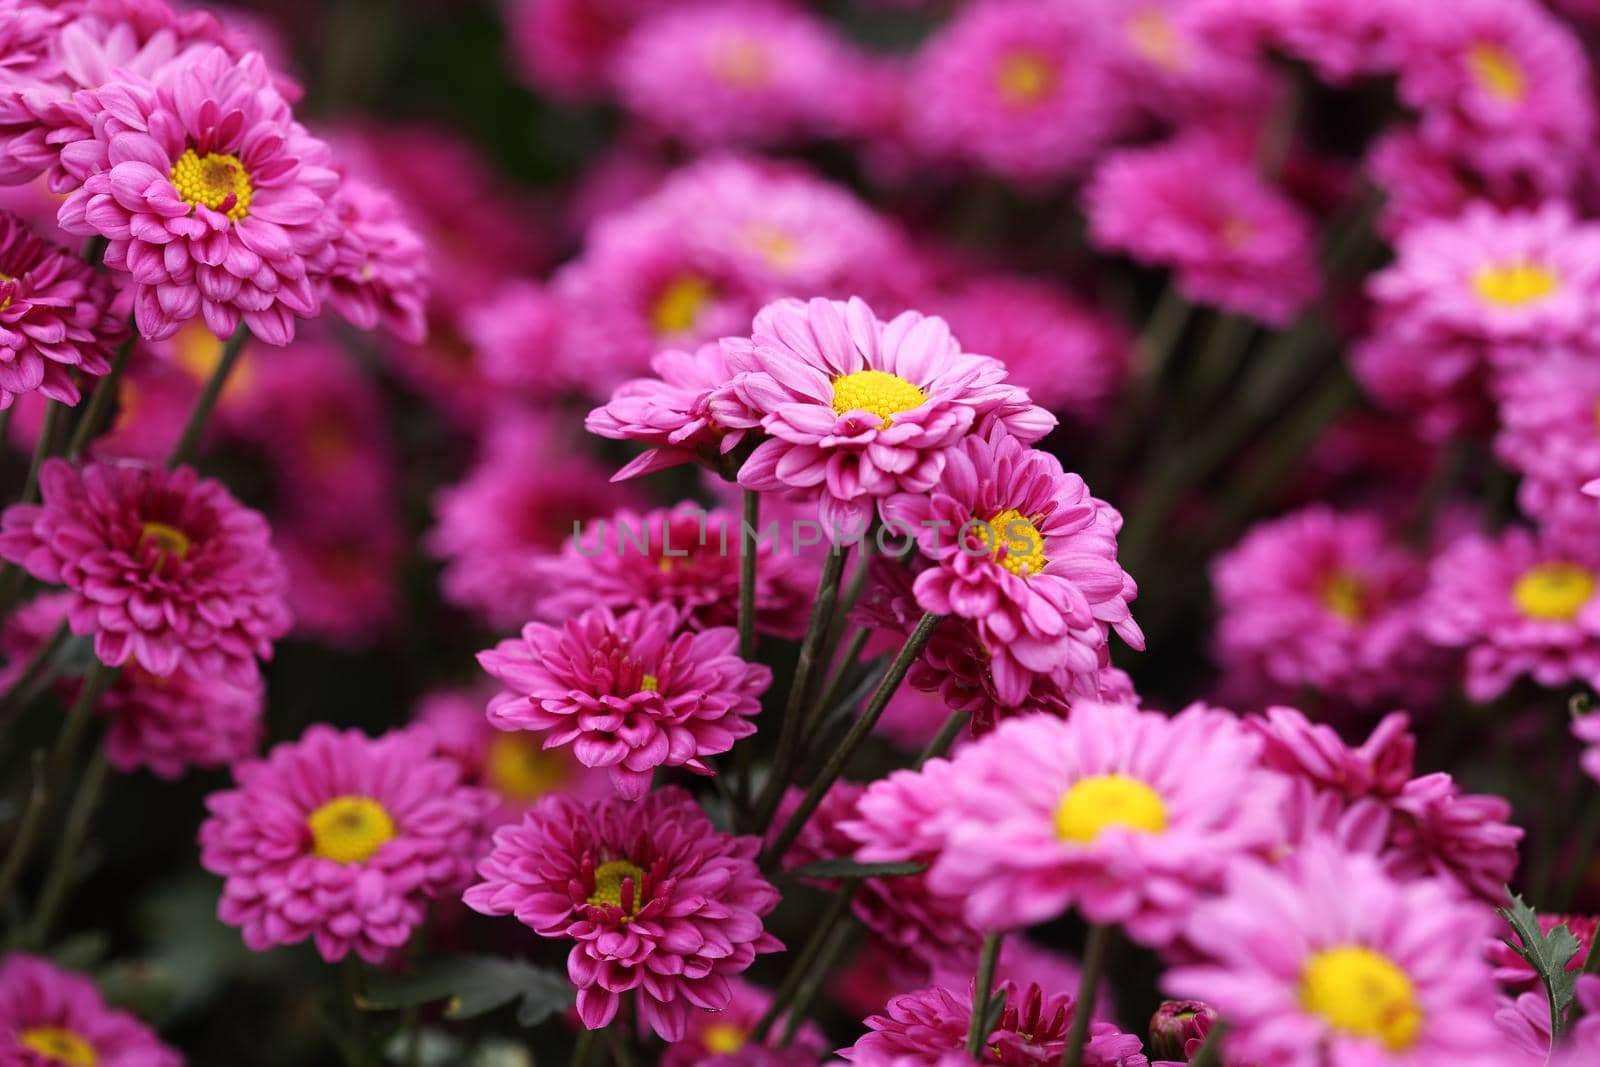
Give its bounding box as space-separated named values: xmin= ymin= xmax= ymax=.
xmin=463 ymin=786 xmax=782 ymax=1041
xmin=1086 ymin=134 xmax=1319 ymax=326
xmin=1199 ymin=0 xmax=1419 ymax=84
xmin=532 ymin=503 xmax=815 ymax=638
xmin=1210 ymin=506 xmax=1445 ymax=710
xmin=504 ymin=0 xmax=662 ymax=100
xmin=1166 ymin=841 xmax=1506 ymax=1067
xmin=479 ymin=603 xmax=771 ymax=799
xmin=0 ymin=209 xmax=126 ymax=410
xmin=1096 ymin=0 xmax=1275 ymax=123
xmin=1576 ymin=712 xmax=1600 ymax=785
xmin=324 ymin=174 xmax=429 ymax=343
xmin=903 ymin=0 xmax=1126 ymax=184
xmin=660 ymin=977 xmax=827 ymax=1067
xmin=463 ymin=280 xmax=577 ymax=402
xmin=840 ymin=982 xmax=1149 ymax=1066
xmin=881 ymin=432 xmax=1142 ymax=707
xmin=56 ymin=48 xmax=337 ymax=344
xmin=853 ymin=705 xmax=1287 ymax=945
xmin=199 ymin=725 xmax=492 ymax=964
xmin=1364 ymin=128 xmax=1551 ymax=243
xmin=1 ymin=592 xmax=262 ymax=780
xmin=0 ymin=953 xmax=181 ymax=1067
xmin=1423 ymin=522 xmax=1600 ymax=701
xmin=0 ymin=459 xmax=291 ymax=685
xmin=730 ymin=296 xmax=1054 ymax=535
xmin=1493 ymin=352 xmax=1600 ymax=523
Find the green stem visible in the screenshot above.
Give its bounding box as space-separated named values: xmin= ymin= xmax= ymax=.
xmin=66 ymin=333 xmax=137 ymax=459
xmin=1187 ymin=1023 xmax=1227 ymax=1067
xmin=738 ymin=490 xmax=759 ymax=661
xmin=21 ymin=747 xmax=109 ymax=948
xmin=20 ymin=400 xmax=62 ymax=505
xmin=965 ymin=932 xmax=1005 ymax=1057
xmin=0 ymin=751 xmax=48 ymax=914
xmin=778 ymin=917 xmax=855 ymax=1047
xmin=167 ymin=326 xmax=249 ymax=468
xmin=759 ymin=612 xmax=944 ymax=870
xmin=0 ymin=622 xmax=69 ymax=719
xmin=814 ymin=628 xmax=872 ymax=722
xmin=749 ymin=885 xmax=854 ymax=1044
xmin=46 ymin=662 xmax=118 ymax=787
xmin=1059 ymin=925 xmax=1112 ymax=1067
xmin=570 ymin=1029 xmax=599 ymax=1067
xmin=342 ymin=957 xmax=379 ymax=1067
xmin=916 ymin=711 xmax=970 ymax=768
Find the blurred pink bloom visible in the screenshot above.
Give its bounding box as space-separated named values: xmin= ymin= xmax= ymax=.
xmin=1575 ymin=712 xmax=1600 ymax=785
xmin=273 ymin=519 xmax=402 ymax=649
xmin=463 ymin=280 xmax=577 ymax=401
xmin=324 ymin=174 xmax=429 ymax=343
xmin=660 ymin=977 xmax=827 ymax=1067
xmin=504 ymin=0 xmax=665 ymax=100
xmin=1493 ymin=352 xmax=1600 ymax=523
xmin=0 ymin=953 xmax=181 ymax=1067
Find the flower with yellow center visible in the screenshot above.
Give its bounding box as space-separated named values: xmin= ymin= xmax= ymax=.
xmin=306 ymin=795 xmax=397 ymax=864
xmin=982 ymin=508 xmax=1048 ymax=577
xmin=169 ymin=148 xmax=254 ymax=222
xmin=19 ymin=1027 xmax=98 ymax=1066
xmin=741 ymin=223 xmax=799 ymax=270
xmin=1513 ymin=562 xmax=1596 ymax=622
xmin=995 ymin=50 xmax=1055 ymax=105
xmin=1320 ymin=571 xmax=1366 ymax=622
xmin=484 ymin=733 xmax=569 ymax=803
xmin=1054 ymin=774 xmax=1168 ymax=843
xmin=1300 ymin=946 xmax=1423 ymax=1051
xmin=651 ymin=275 xmax=715 ymax=336
xmin=640 ymin=673 xmax=661 ymax=692
xmin=701 ymin=1023 xmax=746 ymax=1056
xmin=140 ymin=521 xmax=191 ymax=562
xmin=1466 ymin=42 xmax=1526 ymax=103
xmin=0 ymin=270 xmax=14 ymax=312
xmin=1127 ymin=9 xmax=1186 ymax=72
xmin=588 ymin=859 xmax=646 ymax=917
xmin=1472 ymin=260 xmax=1559 ymax=307
xmin=830 ymin=369 xmax=928 ymax=429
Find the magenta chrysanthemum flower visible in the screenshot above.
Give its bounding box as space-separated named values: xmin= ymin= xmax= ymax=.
xmin=0 ymin=458 xmax=291 ymax=685
xmin=903 ymin=0 xmax=1125 ymax=183
xmin=587 ymin=342 xmax=755 ymax=481
xmin=199 ymin=724 xmax=492 ymax=963
xmin=840 ymin=982 xmax=1149 ymax=1066
xmin=479 ymin=603 xmax=771 ymax=799
xmin=852 ymin=704 xmax=1286 ymax=945
xmin=1086 ymin=134 xmax=1319 ymax=326
xmin=1231 ymin=0 xmax=1418 ymax=84
xmin=56 ymin=47 xmax=337 ymax=344
xmin=1210 ymin=506 xmax=1446 ymax=709
xmin=1493 ymin=352 xmax=1600 ymax=523
xmin=504 ymin=0 xmax=659 ymax=100
xmin=1576 ymin=712 xmax=1600 ymax=785
xmin=729 ymin=296 xmax=1054 ymax=535
xmin=463 ymin=786 xmax=782 ymax=1041
xmin=323 ymin=174 xmax=428 ymax=343
xmin=881 ymin=431 xmax=1142 ymax=707
xmin=1166 ymin=841 xmax=1505 ymax=1067
xmin=1423 ymin=522 xmax=1600 ymax=701
xmin=0 ymin=953 xmax=181 ymax=1067
xmin=463 ymin=280 xmax=577 ymax=401
xmin=0 ymin=209 xmax=126 ymax=410
xmin=660 ymin=977 xmax=827 ymax=1067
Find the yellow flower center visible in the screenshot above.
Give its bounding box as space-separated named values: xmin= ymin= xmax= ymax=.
xmin=1320 ymin=571 xmax=1366 ymax=622
xmin=995 ymin=50 xmax=1055 ymax=105
xmin=1513 ymin=562 xmax=1596 ymax=622
xmin=1300 ymin=946 xmax=1423 ymax=1051
xmin=0 ymin=270 xmax=13 ymax=311
xmin=484 ymin=733 xmax=569 ymax=802
xmin=169 ymin=148 xmax=253 ymax=222
xmin=982 ymin=508 xmax=1048 ymax=577
xmin=709 ymin=34 xmax=770 ymax=88
xmin=306 ymin=795 xmax=397 ymax=864
xmin=18 ymin=1027 xmax=98 ymax=1066
xmin=1053 ymin=774 xmax=1168 ymax=843
xmin=588 ymin=859 xmax=646 ymax=916
xmin=1466 ymin=42 xmax=1526 ymax=103
xmin=830 ymin=369 xmax=927 ymax=429
xmin=1473 ymin=261 xmax=1559 ymax=307
xmin=640 ymin=674 xmax=660 ymax=692
xmin=1127 ymin=9 xmax=1185 ymax=71
xmin=139 ymin=521 xmax=191 ymax=563
xmin=742 ymin=223 xmax=799 ymax=269
xmin=702 ymin=1023 xmax=746 ymax=1056
xmin=651 ymin=275 xmax=714 ymax=336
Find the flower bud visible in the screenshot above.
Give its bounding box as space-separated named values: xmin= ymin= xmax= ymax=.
xmin=1149 ymin=1000 xmax=1218 ymax=1060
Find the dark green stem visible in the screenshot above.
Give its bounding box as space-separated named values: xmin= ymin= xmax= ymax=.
xmin=749 ymin=885 xmax=854 ymax=1044
xmin=0 ymin=751 xmax=48 ymax=916
xmin=1187 ymin=1023 xmax=1228 ymax=1067
xmin=779 ymin=918 xmax=855 ymax=1047
xmin=46 ymin=662 xmax=118 ymax=787
xmin=20 ymin=399 xmax=62 ymax=505
xmin=1059 ymin=925 xmax=1112 ymax=1067
xmin=66 ymin=333 xmax=137 ymax=458
xmin=965 ymin=932 xmax=1005 ymax=1057
xmin=21 ymin=747 xmax=108 ymax=948
xmin=0 ymin=622 xmax=69 ymax=719
xmin=341 ymin=957 xmax=379 ymax=1067
xmin=916 ymin=711 xmax=970 ymax=769
xmin=167 ymin=326 xmax=249 ymax=468
xmin=738 ymin=490 xmax=759 ymax=660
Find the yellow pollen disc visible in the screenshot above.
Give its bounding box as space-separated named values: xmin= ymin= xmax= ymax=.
xmin=484 ymin=733 xmax=569 ymax=802
xmin=1300 ymin=946 xmax=1423 ymax=1051
xmin=169 ymin=148 xmax=253 ymax=222
xmin=996 ymin=50 xmax=1055 ymax=105
xmin=18 ymin=1027 xmax=98 ymax=1066
xmin=742 ymin=223 xmax=799 ymax=269
xmin=588 ymin=859 xmax=646 ymax=916
xmin=307 ymin=795 xmax=397 ymax=864
xmin=1054 ymin=774 xmax=1168 ymax=843
xmin=1473 ymin=261 xmax=1559 ymax=307
xmin=651 ymin=275 xmax=714 ymax=336
xmin=139 ymin=521 xmax=191 ymax=563
xmin=1320 ymin=571 xmax=1366 ymax=622
xmin=1513 ymin=562 xmax=1596 ymax=622
xmin=639 ymin=674 xmax=661 ymax=692
xmin=1466 ymin=42 xmax=1526 ymax=103
xmin=831 ymin=369 xmax=927 ymax=429
xmin=1127 ymin=9 xmax=1185 ymax=71
xmin=709 ymin=35 xmax=770 ymax=88
xmin=702 ymin=1023 xmax=746 ymax=1056
xmin=0 ymin=270 xmax=13 ymax=312
xmin=982 ymin=508 xmax=1048 ymax=577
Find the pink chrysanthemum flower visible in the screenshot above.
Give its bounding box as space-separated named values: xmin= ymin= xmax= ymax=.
xmin=1364 ymin=128 xmax=1551 ymax=243
xmin=903 ymin=0 xmax=1125 ymax=183
xmin=463 ymin=280 xmax=578 ymax=402
xmin=0 ymin=209 xmax=126 ymax=410
xmin=936 ymin=275 xmax=1132 ymax=423
xmin=1493 ymin=352 xmax=1600 ymax=523
xmin=853 ymin=705 xmax=1287 ymax=945
xmin=840 ymin=982 xmax=1149 ymax=1066
xmin=273 ymin=518 xmax=401 ymax=649
xmin=587 ymin=342 xmax=755 ymax=481
xmin=660 ymin=977 xmax=827 ymax=1067
xmin=1423 ymin=522 xmax=1600 ymax=701
xmin=532 ymin=503 xmax=815 ymax=638
xmin=1576 ymin=712 xmax=1600 ymax=785
xmin=1210 ymin=507 xmax=1446 ymax=709
xmin=881 ymin=431 xmax=1142 ymax=707
xmin=463 ymin=786 xmax=782 ymax=1041
xmin=504 ymin=0 xmax=660 ymax=100
xmin=199 ymin=724 xmax=492 ymax=963
xmin=1166 ymin=841 xmax=1505 ymax=1067
xmin=324 ymin=174 xmax=428 ymax=343
xmin=479 ymin=603 xmax=771 ymax=799
xmin=1 ymin=593 xmax=262 ymax=779
xmin=0 ymin=953 xmax=181 ymax=1067
xmin=729 ymin=296 xmax=1054 ymax=535
xmin=0 ymin=458 xmax=291 ymax=685
xmin=1086 ymin=134 xmax=1319 ymax=326
xmin=56 ymin=48 xmax=337 ymax=344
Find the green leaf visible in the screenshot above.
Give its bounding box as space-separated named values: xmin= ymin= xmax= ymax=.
xmin=358 ymin=956 xmax=572 ymax=1027
xmin=1499 ymin=891 xmax=1581 ymax=1041
xmin=787 ymin=858 xmax=928 ymax=880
